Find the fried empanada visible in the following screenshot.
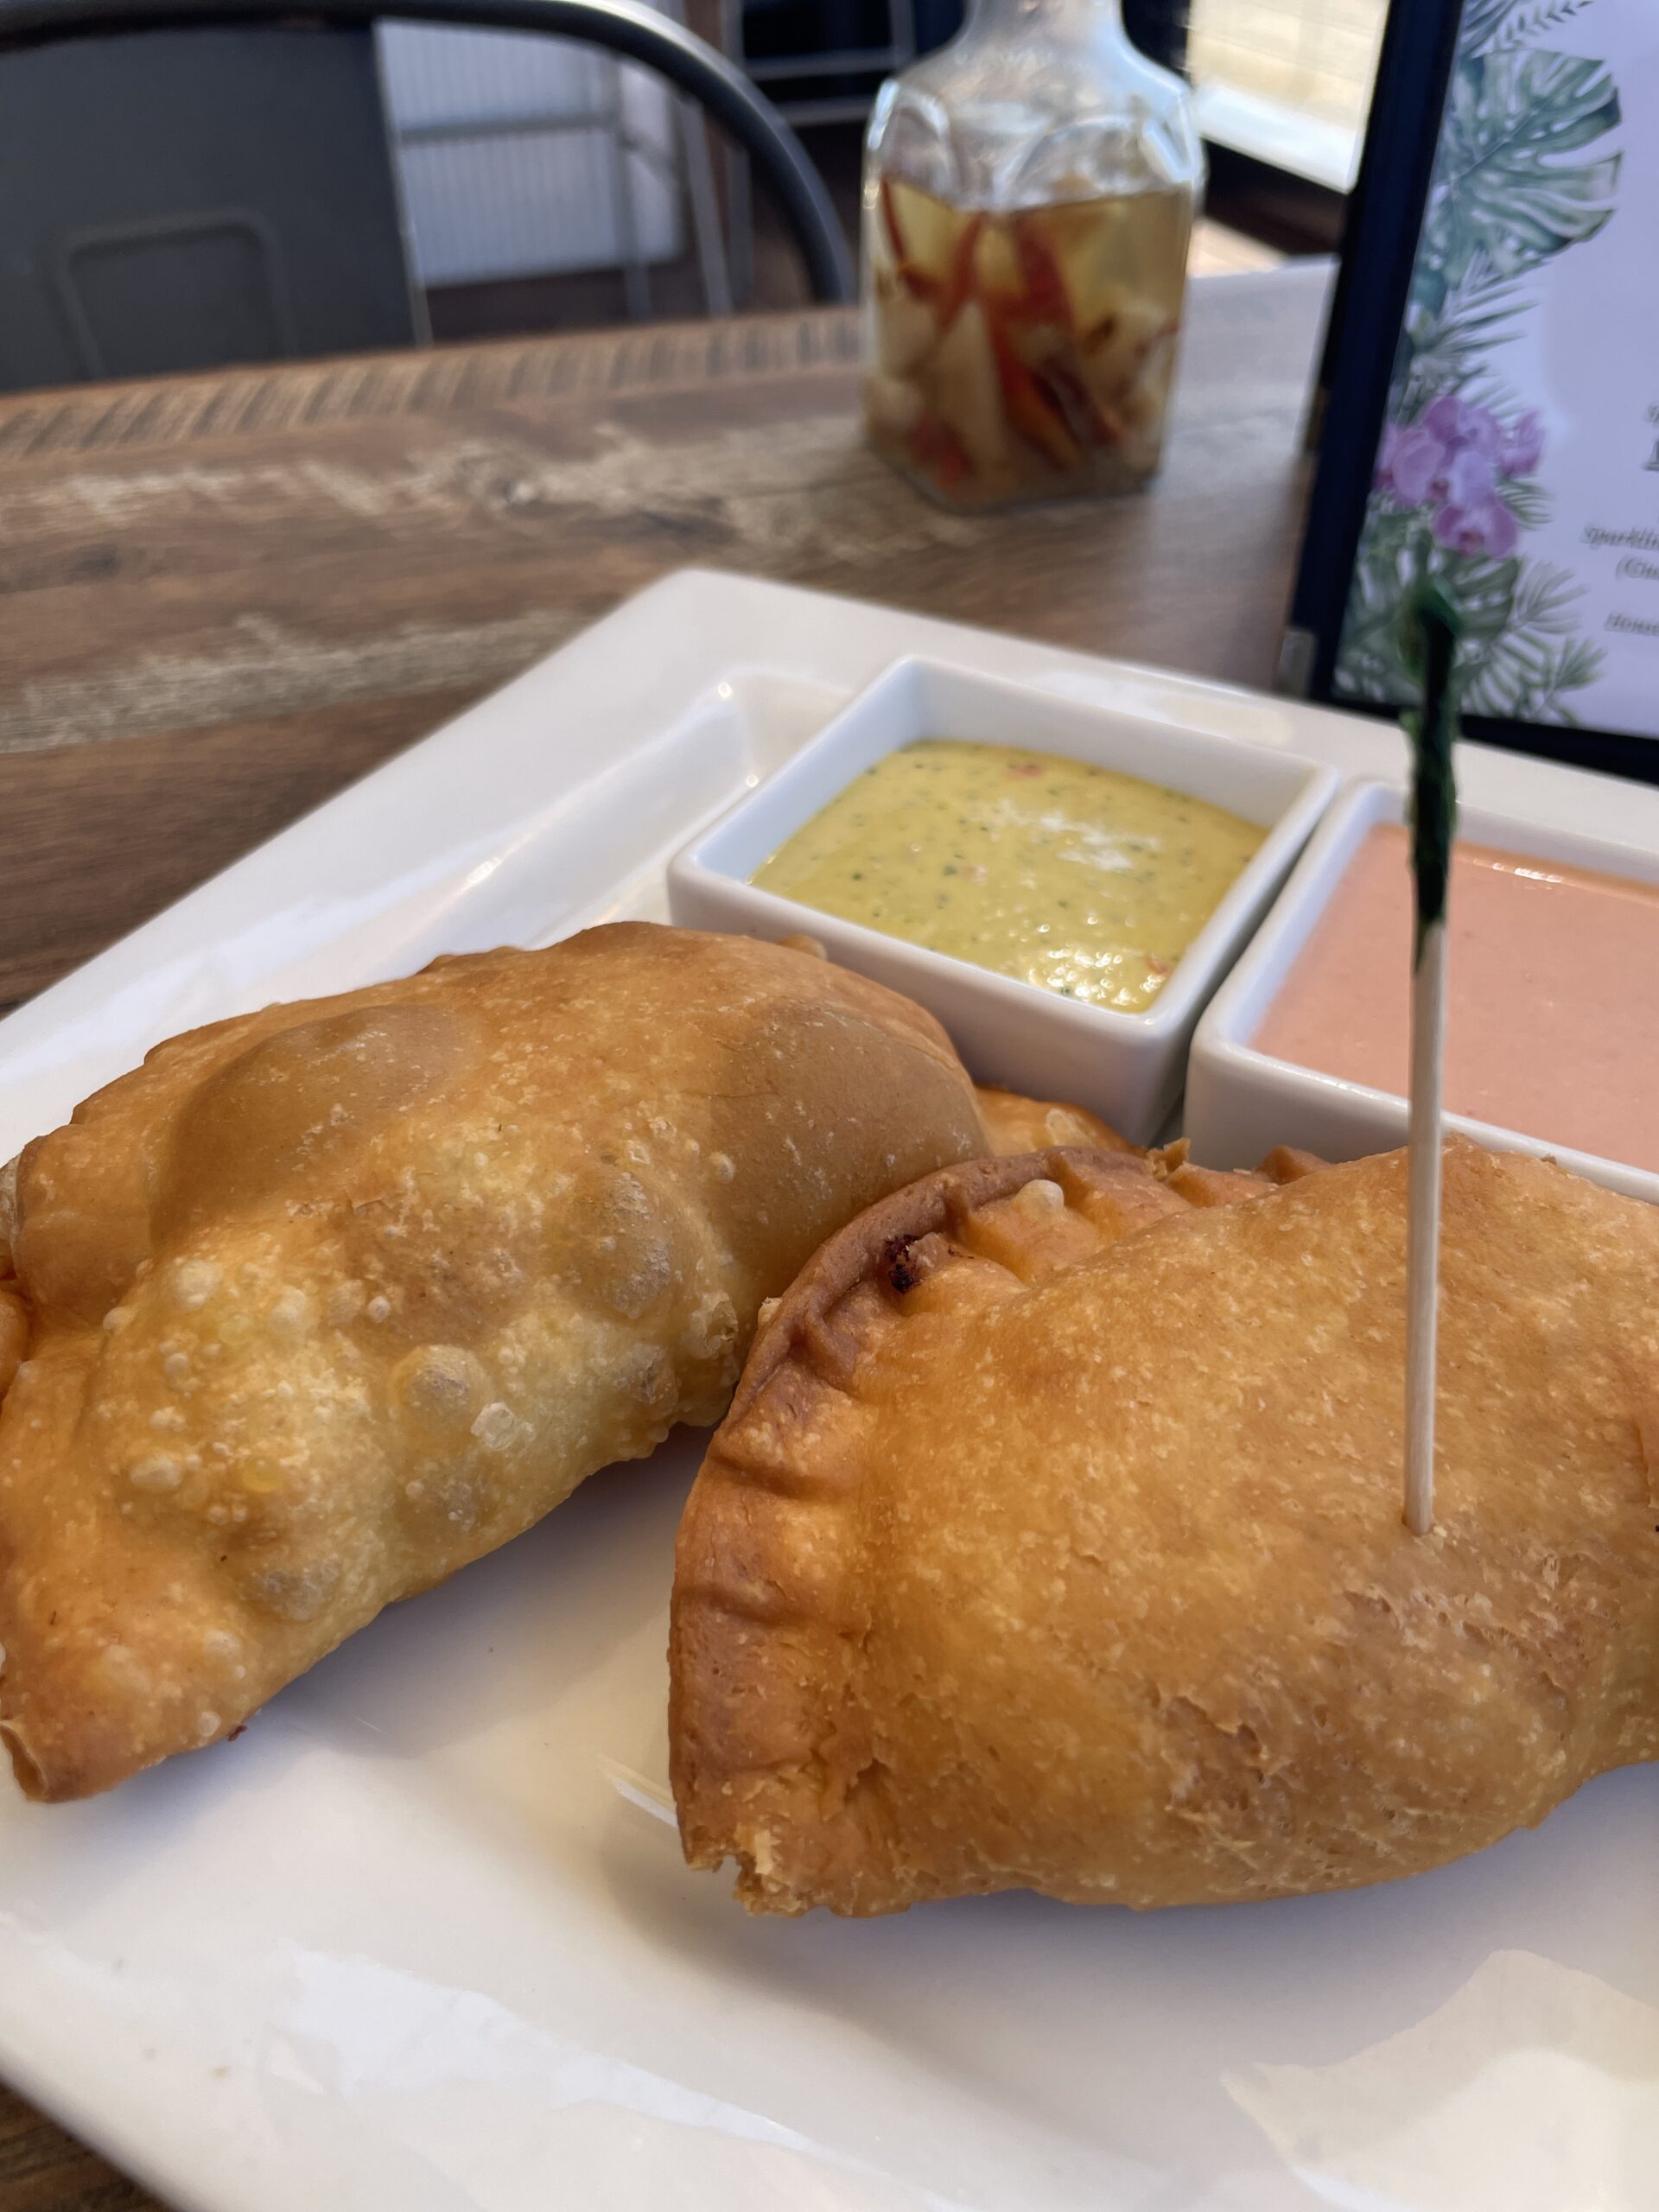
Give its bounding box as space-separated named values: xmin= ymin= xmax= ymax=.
xmin=0 ymin=924 xmax=986 ymax=1800
xmin=671 ymin=1140 xmax=1659 ymax=1915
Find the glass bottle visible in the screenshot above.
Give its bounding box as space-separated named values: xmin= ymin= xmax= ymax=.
xmin=861 ymin=0 xmax=1205 ymax=510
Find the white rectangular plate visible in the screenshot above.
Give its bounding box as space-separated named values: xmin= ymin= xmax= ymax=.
xmin=3 ymin=569 xmax=1656 ymax=2212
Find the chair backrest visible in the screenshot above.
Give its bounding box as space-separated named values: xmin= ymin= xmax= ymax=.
xmin=0 ymin=26 xmax=425 ymax=391
xmin=0 ymin=0 xmax=851 ymax=391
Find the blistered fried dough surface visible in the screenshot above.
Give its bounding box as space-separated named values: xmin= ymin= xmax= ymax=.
xmin=671 ymin=1140 xmax=1659 ymax=1916
xmin=0 ymin=924 xmax=985 ymax=1800
xmin=972 ymin=1086 xmax=1138 ymax=1159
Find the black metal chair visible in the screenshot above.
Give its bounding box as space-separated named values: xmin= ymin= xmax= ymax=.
xmin=0 ymin=0 xmax=852 ymax=391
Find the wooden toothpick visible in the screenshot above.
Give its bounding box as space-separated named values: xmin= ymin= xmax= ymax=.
xmin=1402 ymin=583 xmax=1461 ymax=1537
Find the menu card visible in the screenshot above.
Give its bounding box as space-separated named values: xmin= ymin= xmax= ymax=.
xmin=1318 ymin=2 xmax=1659 ymax=754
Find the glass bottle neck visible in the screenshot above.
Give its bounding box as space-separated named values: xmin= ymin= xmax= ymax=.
xmin=966 ymin=0 xmax=1126 ymax=32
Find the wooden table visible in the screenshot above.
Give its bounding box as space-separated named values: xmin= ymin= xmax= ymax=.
xmin=0 ymin=258 xmax=1330 ymax=2212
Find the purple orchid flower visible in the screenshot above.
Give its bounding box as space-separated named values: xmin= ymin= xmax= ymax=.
xmin=1378 ymin=421 xmax=1448 ymax=506
xmin=1442 ymin=443 xmax=1497 ymax=510
xmin=1501 ymin=408 xmax=1545 ymax=479
xmin=1379 ymin=391 xmax=1541 ymax=538
xmin=1432 ymin=493 xmax=1519 ymax=560
xmin=1423 ymin=394 xmax=1503 ymax=462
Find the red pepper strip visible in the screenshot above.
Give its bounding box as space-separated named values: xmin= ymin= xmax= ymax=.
xmin=1013 ymin=216 xmax=1071 ymax=332
xmin=934 ymin=436 xmax=969 ymax=491
xmin=908 ymin=411 xmax=970 ymax=490
xmin=932 ymin=212 xmax=986 ymax=333
xmin=987 ymin=314 xmax=1082 ymax=470
xmin=1045 ymin=359 xmax=1122 ymax=448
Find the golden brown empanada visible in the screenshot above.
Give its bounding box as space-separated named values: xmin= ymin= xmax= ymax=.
xmin=671 ymin=1140 xmax=1659 ymax=1916
xmin=0 ymin=924 xmax=986 ymax=1800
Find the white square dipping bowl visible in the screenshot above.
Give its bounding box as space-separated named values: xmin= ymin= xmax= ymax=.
xmin=666 ymin=657 xmax=1339 ymax=1142
xmin=1185 ymin=776 xmax=1659 ymax=1205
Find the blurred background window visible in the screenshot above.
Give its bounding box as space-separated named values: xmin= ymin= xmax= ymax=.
xmin=378 ymin=29 xmax=686 ymax=295
xmin=1187 ymin=0 xmax=1389 ymax=192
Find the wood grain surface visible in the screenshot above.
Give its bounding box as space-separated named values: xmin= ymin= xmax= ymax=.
xmin=0 ymin=260 xmax=1329 ymax=2212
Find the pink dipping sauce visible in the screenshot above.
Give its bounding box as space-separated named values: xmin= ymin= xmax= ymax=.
xmin=1254 ymin=822 xmax=1659 ymax=1175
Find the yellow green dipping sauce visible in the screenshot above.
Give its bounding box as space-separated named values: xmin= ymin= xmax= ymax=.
xmin=753 ymin=740 xmax=1266 ymax=1014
